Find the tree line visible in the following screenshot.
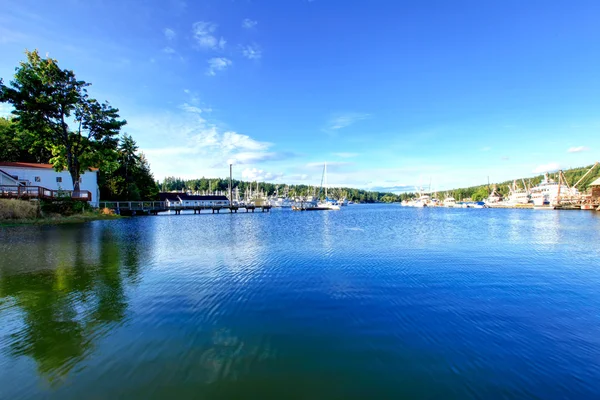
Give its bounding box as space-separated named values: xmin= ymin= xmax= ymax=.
xmin=0 ymin=50 xmax=158 ymax=201
xmin=159 ymin=176 xmax=398 ymax=203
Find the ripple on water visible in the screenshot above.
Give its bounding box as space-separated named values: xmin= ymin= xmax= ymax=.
xmin=1 ymin=206 xmax=600 ymax=399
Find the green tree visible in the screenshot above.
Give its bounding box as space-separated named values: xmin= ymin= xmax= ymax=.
xmin=471 ymin=187 xmax=490 ymax=202
xmin=0 ymin=50 xmax=126 ymax=191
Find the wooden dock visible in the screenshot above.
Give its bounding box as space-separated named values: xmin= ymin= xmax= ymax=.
xmin=98 ymin=201 xmax=271 ymax=216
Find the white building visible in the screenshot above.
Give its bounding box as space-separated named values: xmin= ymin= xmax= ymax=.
xmin=0 ymin=162 xmax=100 ymax=207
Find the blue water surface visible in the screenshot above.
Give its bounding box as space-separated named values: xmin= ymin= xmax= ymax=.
xmin=1 ymin=205 xmax=600 ymax=399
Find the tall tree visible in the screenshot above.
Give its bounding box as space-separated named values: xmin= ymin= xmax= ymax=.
xmin=0 ymin=50 xmax=126 ymax=191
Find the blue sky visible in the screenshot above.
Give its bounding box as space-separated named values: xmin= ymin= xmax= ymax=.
xmin=1 ymin=0 xmax=599 ymax=192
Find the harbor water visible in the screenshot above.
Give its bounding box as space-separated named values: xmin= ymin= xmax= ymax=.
xmin=1 ymin=205 xmax=600 ymax=399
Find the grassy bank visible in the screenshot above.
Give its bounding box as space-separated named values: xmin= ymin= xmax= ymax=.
xmin=0 ymin=199 xmax=123 ymax=226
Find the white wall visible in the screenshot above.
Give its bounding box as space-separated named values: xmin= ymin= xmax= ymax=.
xmin=0 ymin=167 xmax=99 ymax=207
xmin=0 ymin=172 xmax=19 ymax=185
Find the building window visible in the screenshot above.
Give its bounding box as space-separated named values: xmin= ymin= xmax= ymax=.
xmin=56 ymin=177 xmax=62 ymax=183
xmin=35 ymin=176 xmax=41 ymax=182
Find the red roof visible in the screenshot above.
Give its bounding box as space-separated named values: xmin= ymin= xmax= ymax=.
xmin=0 ymin=162 xmax=98 ymax=171
xmin=0 ymin=162 xmax=55 ymax=169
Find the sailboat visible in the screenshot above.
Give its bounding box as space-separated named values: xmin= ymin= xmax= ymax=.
xmin=318 ymin=162 xmax=341 ymax=210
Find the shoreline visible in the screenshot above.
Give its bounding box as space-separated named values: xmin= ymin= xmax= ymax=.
xmin=0 ymin=212 xmax=124 ymax=227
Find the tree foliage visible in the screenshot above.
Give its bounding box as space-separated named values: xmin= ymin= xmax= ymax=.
xmin=0 ymin=50 xmax=126 ymax=191
xmin=158 ymin=176 xmax=397 ymax=203
xmin=0 ymin=51 xmax=158 ymax=201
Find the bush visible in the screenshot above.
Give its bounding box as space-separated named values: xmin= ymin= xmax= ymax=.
xmin=40 ymin=199 xmax=91 ymax=216
xmin=0 ymin=199 xmax=41 ymax=220
xmin=101 ymin=207 xmax=115 ymax=215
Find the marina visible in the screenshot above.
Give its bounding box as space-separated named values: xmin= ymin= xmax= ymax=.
xmin=400 ymin=164 xmax=600 ymax=211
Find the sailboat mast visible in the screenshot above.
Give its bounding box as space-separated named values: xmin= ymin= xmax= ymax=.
xmin=325 ymin=162 xmax=328 ymax=198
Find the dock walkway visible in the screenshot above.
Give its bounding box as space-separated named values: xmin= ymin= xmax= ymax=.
xmin=98 ymin=201 xmax=271 ymax=215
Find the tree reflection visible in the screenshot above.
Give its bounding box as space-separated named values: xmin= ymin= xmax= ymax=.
xmin=0 ymin=225 xmax=141 ymax=384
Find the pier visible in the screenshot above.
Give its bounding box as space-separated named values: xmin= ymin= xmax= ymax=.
xmin=99 ymin=201 xmax=271 ymax=216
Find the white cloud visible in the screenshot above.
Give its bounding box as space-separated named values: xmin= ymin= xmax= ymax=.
xmin=481 ymin=146 xmax=491 ymax=151
xmin=567 ymin=146 xmax=589 ymax=153
xmin=163 ymin=46 xmax=176 ymax=54
xmin=130 ymin=106 xmax=292 ymax=179
xmin=242 ymin=168 xmax=283 ymax=182
xmin=163 ymin=28 xmax=176 ymax=41
xmin=242 ymin=19 xmax=258 ymax=29
xmin=332 ymin=152 xmax=358 ymax=158
xmin=533 ymin=162 xmax=560 ymax=174
xmin=179 ymin=103 xmax=204 ymax=114
xmin=206 ymin=57 xmax=232 ymax=76
xmin=325 ymin=113 xmax=370 ymax=131
xmin=241 ymin=44 xmax=262 ymax=60
xmin=192 ymin=21 xmax=225 ymax=50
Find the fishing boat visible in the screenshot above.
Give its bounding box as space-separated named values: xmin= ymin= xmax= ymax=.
xmin=507 ymin=180 xmax=530 ymax=205
xmin=530 ymin=172 xmax=578 ymax=208
xmin=486 ymin=185 xmax=503 ymax=204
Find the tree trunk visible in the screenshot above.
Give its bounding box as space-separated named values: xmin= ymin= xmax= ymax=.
xmin=70 ymin=168 xmax=81 ymax=192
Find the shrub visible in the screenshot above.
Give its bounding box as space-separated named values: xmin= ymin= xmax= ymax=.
xmin=40 ymin=199 xmax=91 ymax=216
xmin=101 ymin=207 xmax=115 ymax=215
xmin=0 ymin=199 xmax=40 ymax=220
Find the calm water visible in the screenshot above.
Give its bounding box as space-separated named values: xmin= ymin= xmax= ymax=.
xmin=1 ymin=205 xmax=600 ymax=399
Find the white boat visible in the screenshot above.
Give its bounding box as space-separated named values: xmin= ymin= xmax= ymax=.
xmin=317 ymin=163 xmax=341 ymax=210
xmin=443 ymin=196 xmax=456 ymax=208
xmin=507 ymin=180 xmax=530 ymax=205
xmin=486 ymin=185 xmax=503 ymax=204
xmin=413 ymin=189 xmax=431 ymax=207
xmin=530 ymin=172 xmax=578 ymax=208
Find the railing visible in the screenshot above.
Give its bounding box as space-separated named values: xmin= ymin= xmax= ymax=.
xmin=99 ymin=201 xmax=166 ymax=210
xmin=0 ymin=185 xmax=92 ymax=201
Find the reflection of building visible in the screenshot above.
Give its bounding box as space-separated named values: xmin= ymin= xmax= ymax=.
xmin=159 ymin=192 xmax=230 ymax=207
xmin=0 ymin=162 xmax=99 ymax=207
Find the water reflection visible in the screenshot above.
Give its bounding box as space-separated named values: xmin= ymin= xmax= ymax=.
xmin=0 ymin=224 xmax=142 ymax=384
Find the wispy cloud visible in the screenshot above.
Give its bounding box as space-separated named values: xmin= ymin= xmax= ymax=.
xmin=533 ymin=162 xmax=560 ymax=173
xmin=242 ymin=168 xmax=283 ymax=182
xmin=332 ymin=152 xmax=359 ymax=158
xmin=567 ymin=146 xmax=589 ymax=153
xmin=305 ymin=161 xmax=354 ymax=173
xmin=242 ymin=19 xmax=258 ymax=29
xmin=241 ymin=44 xmax=262 ymax=60
xmin=206 ymin=57 xmax=232 ymax=76
xmin=179 ymin=103 xmax=204 ymax=114
xmin=132 ymin=107 xmax=294 ymax=179
xmin=192 ymin=21 xmax=225 ymax=50
xmin=481 ymin=146 xmax=492 ymax=152
xmin=163 ymin=46 xmax=176 ymax=54
xmin=163 ymin=28 xmax=176 ymax=41
xmin=325 ymin=113 xmax=370 ymax=131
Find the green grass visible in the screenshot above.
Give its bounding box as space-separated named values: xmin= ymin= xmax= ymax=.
xmin=0 ymin=199 xmax=124 ymax=226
